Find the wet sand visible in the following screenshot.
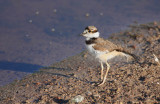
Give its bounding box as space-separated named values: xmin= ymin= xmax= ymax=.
xmin=0 ymin=22 xmax=160 ymax=103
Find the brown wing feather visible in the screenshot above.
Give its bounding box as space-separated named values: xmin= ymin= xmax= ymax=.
xmin=92 ymin=38 xmax=123 ymax=52
xmin=92 ymin=38 xmax=137 ymax=60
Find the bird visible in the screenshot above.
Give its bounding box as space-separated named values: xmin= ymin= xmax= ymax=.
xmin=80 ymin=26 xmax=136 ymax=86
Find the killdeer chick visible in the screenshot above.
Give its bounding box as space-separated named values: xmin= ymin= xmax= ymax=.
xmin=80 ymin=26 xmax=136 ymax=86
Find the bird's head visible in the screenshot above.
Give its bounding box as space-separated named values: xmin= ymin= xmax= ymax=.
xmin=80 ymin=26 xmax=100 ymax=40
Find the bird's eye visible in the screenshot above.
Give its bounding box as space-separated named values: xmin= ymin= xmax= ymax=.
xmin=88 ymin=30 xmax=91 ymax=32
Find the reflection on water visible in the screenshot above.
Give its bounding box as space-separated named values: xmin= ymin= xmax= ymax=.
xmin=0 ymin=0 xmax=160 ymax=86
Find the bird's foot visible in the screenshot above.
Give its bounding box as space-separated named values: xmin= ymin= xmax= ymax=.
xmin=98 ymin=81 xmax=105 ymax=86
xmin=91 ymin=81 xmax=105 ymax=86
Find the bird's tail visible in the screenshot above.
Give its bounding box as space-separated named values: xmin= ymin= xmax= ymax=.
xmin=115 ymin=49 xmax=139 ymax=62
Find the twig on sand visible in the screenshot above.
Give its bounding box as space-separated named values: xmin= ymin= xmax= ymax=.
xmin=153 ymin=54 xmax=160 ymax=66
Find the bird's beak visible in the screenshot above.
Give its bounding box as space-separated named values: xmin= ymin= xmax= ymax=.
xmin=79 ymin=32 xmax=84 ymax=36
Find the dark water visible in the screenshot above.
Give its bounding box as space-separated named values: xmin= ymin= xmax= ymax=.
xmin=0 ymin=0 xmax=160 ymax=86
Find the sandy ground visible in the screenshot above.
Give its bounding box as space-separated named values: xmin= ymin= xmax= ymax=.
xmin=1 ymin=0 xmax=160 ymax=87
xmin=0 ymin=22 xmax=160 ymax=103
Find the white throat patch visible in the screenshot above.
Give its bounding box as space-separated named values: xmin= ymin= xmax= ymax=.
xmin=86 ymin=32 xmax=100 ymax=40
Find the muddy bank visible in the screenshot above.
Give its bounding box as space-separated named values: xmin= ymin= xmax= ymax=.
xmin=0 ymin=22 xmax=160 ymax=103
xmin=1 ymin=0 xmax=160 ymax=87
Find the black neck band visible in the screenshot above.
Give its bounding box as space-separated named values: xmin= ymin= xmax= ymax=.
xmin=85 ymin=38 xmax=97 ymax=45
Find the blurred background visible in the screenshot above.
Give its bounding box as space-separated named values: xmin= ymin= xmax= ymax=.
xmin=0 ymin=0 xmax=160 ymax=86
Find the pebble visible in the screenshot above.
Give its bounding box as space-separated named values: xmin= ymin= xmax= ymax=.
xmin=86 ymin=91 xmax=92 ymax=96
xmin=53 ymin=9 xmax=57 ymax=13
xmin=28 ymin=19 xmax=32 ymax=23
xmin=70 ymin=95 xmax=84 ymax=103
xmin=100 ymin=12 xmax=103 ymax=16
xmin=25 ymin=34 xmax=29 ymax=37
xmin=25 ymin=84 xmax=29 ymax=87
xmin=51 ymin=28 xmax=55 ymax=32
xmin=85 ymin=13 xmax=90 ymax=17
xmin=93 ymin=93 xmax=101 ymax=98
xmin=35 ymin=11 xmax=39 ymax=15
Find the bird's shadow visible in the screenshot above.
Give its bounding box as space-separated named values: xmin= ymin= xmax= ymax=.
xmin=43 ymin=66 xmax=70 ymax=71
xmin=41 ymin=66 xmax=95 ymax=85
xmin=0 ymin=61 xmax=43 ymax=73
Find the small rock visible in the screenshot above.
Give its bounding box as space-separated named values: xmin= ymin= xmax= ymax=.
xmin=44 ymin=88 xmax=48 ymax=92
xmin=53 ymin=9 xmax=57 ymax=13
xmin=35 ymin=11 xmax=39 ymax=15
xmin=28 ymin=19 xmax=32 ymax=23
xmin=51 ymin=28 xmax=55 ymax=32
xmin=25 ymin=84 xmax=29 ymax=87
xmin=85 ymin=13 xmax=90 ymax=17
xmin=25 ymin=34 xmax=30 ymax=37
xmin=93 ymin=93 xmax=101 ymax=98
xmin=70 ymin=95 xmax=84 ymax=103
xmin=86 ymin=91 xmax=92 ymax=96
xmin=100 ymin=12 xmax=103 ymax=16
xmin=35 ymin=82 xmax=41 ymax=85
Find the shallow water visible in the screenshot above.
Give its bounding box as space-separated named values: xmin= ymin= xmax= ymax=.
xmin=0 ymin=0 xmax=160 ymax=86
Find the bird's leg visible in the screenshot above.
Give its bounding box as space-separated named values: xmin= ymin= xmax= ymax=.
xmin=98 ymin=61 xmax=110 ymax=86
xmin=100 ymin=62 xmax=104 ymax=80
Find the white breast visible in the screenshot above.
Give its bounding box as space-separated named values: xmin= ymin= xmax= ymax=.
xmin=86 ymin=44 xmax=111 ymax=63
xmin=86 ymin=44 xmax=108 ymax=56
xmin=86 ymin=44 xmax=95 ymax=54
